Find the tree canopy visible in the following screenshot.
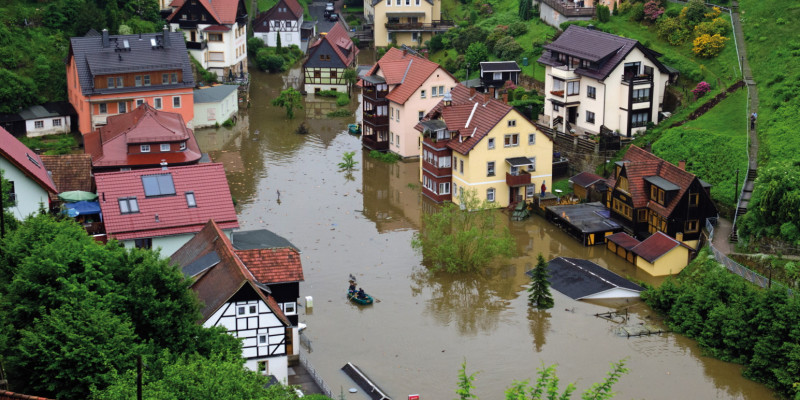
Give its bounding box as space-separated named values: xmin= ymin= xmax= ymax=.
xmin=272 ymin=88 xmax=304 ymax=119
xmin=528 ymin=254 xmax=554 ymax=310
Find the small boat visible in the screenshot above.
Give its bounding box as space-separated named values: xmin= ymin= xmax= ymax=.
xmin=348 ymin=291 xmax=373 ymax=305
xmin=348 ymin=123 xmax=361 ymax=135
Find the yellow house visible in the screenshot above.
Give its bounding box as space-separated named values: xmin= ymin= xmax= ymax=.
xmin=365 ymin=0 xmax=454 ymax=48
xmin=607 ymin=231 xmax=692 ymax=276
xmin=416 ymin=84 xmax=553 ymax=208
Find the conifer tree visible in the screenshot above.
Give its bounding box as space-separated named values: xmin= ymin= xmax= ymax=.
xmin=528 ymin=253 xmax=554 ymax=309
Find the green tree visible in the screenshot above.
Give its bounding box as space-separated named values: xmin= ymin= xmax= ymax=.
xmin=596 ymin=4 xmax=610 ymax=22
xmin=256 ymin=48 xmax=286 ymax=73
xmin=465 ymin=42 xmax=489 ymax=74
xmin=276 ymin=32 xmax=283 ymax=54
xmin=343 ymin=67 xmax=358 ymax=97
xmin=452 ymin=26 xmax=488 ymax=53
xmin=494 ymin=36 xmax=524 ymax=60
xmin=456 ymin=360 xmax=478 ymax=400
xmin=411 ymin=189 xmax=515 ymax=273
xmin=272 ymin=88 xmax=304 ymax=119
xmin=518 ymin=0 xmax=533 ymax=20
xmin=528 ymin=254 xmax=554 ymax=310
xmin=0 ymin=69 xmax=39 ymax=113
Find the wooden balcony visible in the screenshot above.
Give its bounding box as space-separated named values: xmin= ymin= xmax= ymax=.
xmin=186 ymin=40 xmax=208 ymax=50
xmin=363 ymin=87 xmax=388 ymax=100
xmin=385 ymin=20 xmax=454 ymax=32
xmin=363 ymin=113 xmax=389 ymax=127
xmin=540 ymin=0 xmax=595 ymax=17
xmin=422 ymin=161 xmax=452 ymax=178
xmin=506 ymin=170 xmax=532 ymax=187
xmin=422 ymin=136 xmax=449 ymax=150
xmin=362 ymin=134 xmax=389 ymax=151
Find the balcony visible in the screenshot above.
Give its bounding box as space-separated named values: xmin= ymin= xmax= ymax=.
xmin=422 ymin=136 xmax=449 ymax=150
xmin=549 ymin=89 xmax=565 ymax=98
xmin=550 ymin=65 xmax=578 ymax=80
xmin=362 ymin=134 xmax=389 ymax=151
xmin=622 ymin=74 xmax=653 ymax=85
xmin=506 ymin=170 xmax=532 ymax=187
xmin=363 ymin=112 xmax=389 ymax=127
xmin=363 ymin=87 xmax=388 ymax=100
xmin=540 ymin=0 xmax=595 ymax=17
xmin=385 ymin=20 xmax=454 ymax=32
xmin=186 ymin=40 xmax=208 ymax=50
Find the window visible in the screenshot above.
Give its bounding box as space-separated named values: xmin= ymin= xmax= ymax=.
xmin=528 ymin=133 xmax=535 ymax=145
xmin=459 ymin=160 xmax=464 ymax=174
xmin=160 ymin=143 xmax=170 ymax=152
xmin=134 ymin=238 xmax=152 ymax=249
xmin=135 ymin=76 xmax=142 ymax=87
xmin=154 ymin=97 xmax=162 ymax=109
xmin=118 ymin=197 xmax=139 ymax=214
xmin=587 ymin=86 xmax=596 ymax=99
xmin=432 ymin=86 xmax=437 ymax=97
xmin=6 ymin=181 xmax=16 ymax=204
xmin=686 ymin=219 xmax=699 ymax=233
xmin=553 ymin=103 xmax=559 ymax=112
xmin=34 ymin=120 xmax=44 ymax=129
xmin=438 ymin=182 xmax=450 ymax=194
xmin=453 ymin=156 xmax=457 ymax=170
xmin=487 ymin=161 xmax=495 ymax=176
xmin=180 ymin=142 xmax=187 ymax=151
xmin=136 ymin=99 xmax=145 ymax=107
xmin=208 ymin=33 xmax=223 ymax=41
xmin=508 ymin=120 xmax=516 ymax=127
xmin=416 ymin=0 xmax=420 ymax=4
xmin=173 ymin=96 xmax=181 ymax=108
xmin=526 ymin=185 xmax=535 ymax=198
xmin=142 ymin=174 xmax=176 ymax=197
xmin=504 ymin=134 xmax=519 ymax=147
xmin=528 ymin=157 xmax=536 ymax=171
xmin=99 ymin=103 xmax=108 ymax=114
xmin=396 ymin=134 xmax=400 ymax=146
xmin=586 ymin=111 xmax=595 ymax=124
xmin=632 ymin=88 xmax=650 ymax=103
xmin=439 ymin=85 xmax=444 ymax=95
xmin=638 ymin=209 xmax=647 ymax=222
xmin=284 ymin=302 xmax=297 ymax=315
xmin=237 ymin=304 xmax=257 ymax=316
xmin=140 ymin=144 xmax=151 ymax=153
xmin=420 ymin=90 xmax=426 ymax=99
xmin=118 ymin=102 xmax=127 ymax=114
xmin=612 ymin=198 xmax=633 ymax=220
xmin=143 ymin=75 xmax=151 ymax=86
xmin=185 ymin=192 xmax=196 ymax=207
xmin=419 ymin=111 xmax=424 ymax=120
xmin=567 ymin=81 xmax=580 ymax=96
xmin=488 ymin=138 xmax=495 ymax=149
xmin=493 ymin=72 xmax=502 ymax=80
xmin=162 ymin=73 xmax=169 ymax=84
xmin=487 ymin=188 xmax=495 ymax=202
xmin=689 ymin=193 xmax=699 ymax=206
xmin=52 ymin=119 xmax=62 ymax=127
xmin=330 ymin=70 xmax=338 ymax=79
xmin=107 ymin=77 xmax=115 ymax=88
xmin=396 ymin=0 xmax=400 ymax=5
xmin=116 ymin=77 xmax=123 ymax=87
xmin=631 ymin=112 xmax=649 ymax=128
xmin=406 ymin=0 xmax=410 ymax=5
xmin=171 ymin=73 xmax=178 ymax=84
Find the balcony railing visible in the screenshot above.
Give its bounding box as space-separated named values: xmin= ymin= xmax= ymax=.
xmin=186 ymin=40 xmax=208 ymax=50
xmin=362 ymin=134 xmax=390 ymax=151
xmin=363 ymin=87 xmax=389 ymax=100
xmin=363 ymin=113 xmax=389 ymax=127
xmin=506 ymin=170 xmax=532 ymax=187
xmin=622 ymin=74 xmax=653 ymax=85
xmin=540 ymin=0 xmax=595 ymax=17
xmin=422 ymin=136 xmax=449 ymax=150
xmin=385 ymin=20 xmax=454 ymax=32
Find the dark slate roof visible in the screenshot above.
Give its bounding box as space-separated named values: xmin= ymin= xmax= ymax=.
xmin=232 ymin=229 xmax=299 ymax=251
xmin=538 ymin=25 xmax=669 ymax=81
xmin=480 ymin=61 xmax=520 ymax=72
xmin=570 ymin=171 xmax=604 ymax=188
xmin=546 ymin=202 xmax=622 ymax=234
xmin=530 ymin=257 xmax=643 ymax=300
xmin=18 ymin=102 xmax=76 ymax=120
xmin=644 ymin=175 xmax=680 ymax=191
xmin=506 ymin=157 xmax=534 ymax=167
xmin=419 ymin=119 xmax=447 ymax=132
xmin=69 ymin=31 xmax=194 ymax=96
xmin=182 ymin=250 xmax=220 ymax=277
xmin=194 ymin=85 xmax=239 ymax=104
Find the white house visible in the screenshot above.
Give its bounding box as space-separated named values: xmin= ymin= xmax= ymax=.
xmin=193 ymin=85 xmax=239 ymax=128
xmin=0 ymin=127 xmax=57 ymax=219
xmin=537 ymin=25 xmax=675 ymax=137
xmin=252 ymin=0 xmax=307 ymax=49
xmin=167 ymin=0 xmax=249 ymax=79
xmin=171 ymin=220 xmax=293 ymax=382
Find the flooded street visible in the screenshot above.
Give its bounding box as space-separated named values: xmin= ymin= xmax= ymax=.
xmin=193 ymin=66 xmax=776 ymax=400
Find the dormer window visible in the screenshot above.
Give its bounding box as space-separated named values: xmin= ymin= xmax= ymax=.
xmin=180 ymin=142 xmax=187 ymax=151
xmin=160 ymin=143 xmax=170 ymax=152
xmin=140 ymin=144 xmax=150 ymax=153
xmin=118 ymin=197 xmax=139 ymax=214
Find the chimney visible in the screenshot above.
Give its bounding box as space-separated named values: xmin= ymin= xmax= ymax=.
xmin=402 ymin=48 xmax=407 ymax=57
xmin=162 ymin=25 xmax=170 ymax=47
xmin=502 ymin=93 xmax=508 ymax=104
xmin=469 ymin=87 xmax=476 ymax=97
xmin=678 ymin=160 xmax=686 ymax=170
xmin=102 ymin=29 xmax=109 ymax=48
xmin=483 ymin=92 xmax=490 ymax=103
xmin=161 ymin=160 xmax=168 ymax=170
xmin=489 ymin=87 xmax=495 ymax=99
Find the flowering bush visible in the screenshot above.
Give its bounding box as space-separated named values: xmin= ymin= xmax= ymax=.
xmin=692 ymin=81 xmax=711 ymax=98
xmin=692 ymin=33 xmax=729 ymax=58
xmin=643 ymin=1 xmax=665 ymax=21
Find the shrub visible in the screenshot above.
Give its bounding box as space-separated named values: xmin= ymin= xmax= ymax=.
xmin=691 ymin=81 xmax=711 ymax=98
xmin=692 ymin=34 xmax=729 ymax=58
xmin=679 ymin=0 xmax=707 ymax=26
xmin=629 ymin=3 xmax=645 ymax=22
xmin=494 ymin=36 xmax=523 ymax=60
xmin=508 ymin=21 xmax=528 ymax=36
xmin=465 ymin=42 xmax=489 ymax=68
xmin=427 ymin=34 xmax=445 ymax=52
xmin=222 ymin=118 xmax=235 ymax=127
xmin=485 ymin=26 xmax=508 ymax=53
xmin=247 ymin=37 xmax=265 ymax=57
xmin=643 ymin=0 xmax=664 ymax=21
xmin=596 ymin=4 xmax=610 ymax=22
xmin=336 ymin=94 xmax=350 ymax=106
xmin=694 ymin=17 xmax=730 ymax=37
xmin=256 ymin=48 xmax=285 ymax=73
xmin=657 ymin=16 xmax=690 ymax=45
xmin=612 ymin=1 xmax=618 ymax=16
xmin=369 ymin=150 xmax=401 ymax=163
xmin=327 ymin=109 xmax=352 ymax=117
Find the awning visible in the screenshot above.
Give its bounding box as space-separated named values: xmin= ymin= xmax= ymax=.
xmin=58 ymin=190 xmax=98 ymax=202
xmin=506 ymin=157 xmax=534 ymax=167
xmin=361 ymin=75 xmax=386 ymax=84
xmin=420 ymin=119 xmax=447 ymax=132
xmin=386 ymin=11 xmax=426 ymax=16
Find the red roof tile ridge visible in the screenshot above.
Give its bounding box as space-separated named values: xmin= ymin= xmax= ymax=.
xmin=0 ymin=127 xmax=57 ymax=194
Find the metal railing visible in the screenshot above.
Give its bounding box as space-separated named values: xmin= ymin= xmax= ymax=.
xmin=299 ymin=351 xmax=334 ymax=398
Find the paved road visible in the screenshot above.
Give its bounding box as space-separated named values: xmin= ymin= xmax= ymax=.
xmin=308 ymin=0 xmax=349 ymax=34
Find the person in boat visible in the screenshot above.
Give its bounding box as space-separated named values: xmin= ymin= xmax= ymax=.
xmin=357 ymin=288 xmax=366 ymax=299
xmin=348 ymin=280 xmax=357 ymax=294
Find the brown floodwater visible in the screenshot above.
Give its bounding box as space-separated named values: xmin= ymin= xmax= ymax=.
xmin=193 ymin=65 xmax=776 ymax=400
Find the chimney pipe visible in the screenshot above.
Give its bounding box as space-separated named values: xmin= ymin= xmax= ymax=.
xmin=502 ymin=93 xmax=508 ymax=104
xmin=469 ymin=87 xmax=476 ymax=97
xmin=678 ymin=160 xmax=686 ymax=170
xmin=489 ymin=87 xmax=495 ymax=99
xmin=102 ymin=29 xmax=109 ymax=48
xmin=163 ymin=25 xmax=170 ymax=47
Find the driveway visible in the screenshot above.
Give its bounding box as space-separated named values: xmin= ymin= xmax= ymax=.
xmin=308 ymin=1 xmax=337 ymax=34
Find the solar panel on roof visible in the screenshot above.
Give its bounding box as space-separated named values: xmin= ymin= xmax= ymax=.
xmin=142 ymin=173 xmax=176 ymax=196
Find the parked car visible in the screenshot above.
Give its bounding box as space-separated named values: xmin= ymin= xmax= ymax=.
xmin=328 ymin=12 xmax=339 ymax=21
xmin=324 ymin=2 xmax=334 ymax=16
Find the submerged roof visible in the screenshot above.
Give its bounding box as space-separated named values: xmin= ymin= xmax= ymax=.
xmin=232 ymin=229 xmax=299 ymax=251
xmin=535 ymin=257 xmax=643 ymax=300
xmin=570 ymin=171 xmax=605 ymax=188
xmin=0 ymin=127 xmax=57 ymax=194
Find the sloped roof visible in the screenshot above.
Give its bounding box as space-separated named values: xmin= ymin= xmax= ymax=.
xmin=170 ymin=220 xmax=291 ymax=326
xmin=570 ymin=171 xmax=605 ymax=188
xmin=40 ymin=154 xmax=93 ymax=201
xmin=232 ymin=229 xmax=299 ymax=251
xmin=538 ymin=25 xmax=668 ymax=81
xmin=305 ymin=23 xmax=358 ymax=69
xmin=533 ymin=257 xmax=643 ymax=300
xmin=169 ymin=0 xmax=221 ymax=23
xmin=0 ymin=390 xmax=54 ymax=400
xmin=69 ymin=31 xmax=194 ymax=96
xmin=606 ymin=232 xmax=641 ymax=251
xmin=168 ymin=0 xmax=245 ymax=24
xmin=361 ymin=47 xmax=450 ymax=105
xmin=0 ymin=127 xmax=57 ymax=194
xmin=631 ymin=231 xmax=683 ymax=263
xmin=480 ymin=61 xmax=520 ymax=72
xmin=17 ymin=102 xmax=76 ymax=120
xmin=95 ymin=163 xmax=238 ymax=241
xmin=84 ymin=103 xmax=202 ymax=169
xmin=621 ymin=145 xmax=701 ymax=215
xmin=253 ymin=0 xmax=303 ymax=27
xmin=236 ymin=248 xmax=305 ymax=284
xmin=194 ymin=85 xmax=239 ymax=104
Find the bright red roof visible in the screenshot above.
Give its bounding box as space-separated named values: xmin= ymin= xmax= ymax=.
xmin=236 ymin=248 xmax=305 ymax=284
xmin=362 ymin=48 xmax=452 ymax=105
xmin=622 ymin=145 xmax=698 ymax=214
xmin=84 ymin=104 xmax=202 ymax=169
xmin=0 ymin=127 xmax=57 ymax=194
xmin=631 ymin=231 xmax=681 ymax=263
xmin=169 ymin=0 xmax=242 ymax=24
xmin=95 ymin=163 xmax=238 ymax=241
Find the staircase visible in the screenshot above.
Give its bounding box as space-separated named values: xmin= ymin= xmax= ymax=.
xmin=729 ymin=167 xmax=757 ymax=243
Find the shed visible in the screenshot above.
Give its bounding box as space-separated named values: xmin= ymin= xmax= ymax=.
xmin=569 ymin=171 xmax=608 ymax=202
xmin=606 ymin=231 xmax=693 ymax=276
xmin=528 ymin=257 xmax=643 ymax=300
xmin=193 ymin=85 xmax=239 ymax=128
xmin=545 ymin=202 xmax=622 ymax=246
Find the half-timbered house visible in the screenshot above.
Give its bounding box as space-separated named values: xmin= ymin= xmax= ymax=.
xmin=171 ymin=220 xmax=293 ymax=381
xmin=607 ymin=145 xmax=717 ymax=248
xmin=252 ymin=0 xmax=310 ymax=49
xmin=303 ymin=23 xmax=358 ymax=93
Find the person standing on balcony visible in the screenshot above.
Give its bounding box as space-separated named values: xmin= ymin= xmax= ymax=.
xmin=540 ymin=181 xmax=546 ymax=197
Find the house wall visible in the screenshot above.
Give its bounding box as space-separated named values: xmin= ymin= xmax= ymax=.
xmin=177 ymin=22 xmax=248 ymax=78
xmin=390 ymin=69 xmax=456 ymax=158
xmin=0 ymin=157 xmax=51 ymax=219
xmin=372 ymin=0 xmax=441 ymax=47
xmin=303 ymin=67 xmax=348 ymax=93
xmin=537 ymin=1 xmax=592 ymax=28
xmin=120 ymin=229 xmax=233 ymax=257
xmin=635 ymin=246 xmax=690 ymax=276
xmin=25 ymin=116 xmax=71 ymax=137
xmin=451 ymin=110 xmax=553 ymax=208
xmin=194 ymin=91 xmax=239 ymax=128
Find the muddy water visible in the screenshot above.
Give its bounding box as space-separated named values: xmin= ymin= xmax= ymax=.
xmin=194 ymin=67 xmax=776 ymax=400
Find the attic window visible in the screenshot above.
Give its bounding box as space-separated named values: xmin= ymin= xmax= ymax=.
xmin=26 ymin=153 xmax=41 ymax=168
xmin=142 ymin=174 xmax=176 ymax=197
xmin=118 ymin=197 xmax=139 ymax=214
xmin=185 ymin=192 xmax=196 ymax=207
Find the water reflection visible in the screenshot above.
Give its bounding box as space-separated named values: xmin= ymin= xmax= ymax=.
xmin=528 ymin=309 xmax=552 ymax=353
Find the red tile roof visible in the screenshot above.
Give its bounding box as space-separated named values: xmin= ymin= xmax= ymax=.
xmin=170 ymin=220 xmax=291 ymax=326
xmin=0 ymin=127 xmax=57 ymax=194
xmin=621 ymin=145 xmax=698 ymax=215
xmin=84 ymin=104 xmax=202 ymax=169
xmin=362 ymin=48 xmax=452 ymax=105
xmin=235 ymin=248 xmax=304 ymax=284
xmin=606 ymin=232 xmax=640 ymax=251
xmin=169 ymin=0 xmax=242 ymax=24
xmin=570 ymin=171 xmax=605 ymax=188
xmin=631 ymin=231 xmax=680 ymax=263
xmin=0 ymin=391 xmax=54 ymax=400
xmin=169 ymin=0 xmax=222 ymax=24
xmin=307 ymin=23 xmax=358 ymax=66
xmin=40 ymin=154 xmax=93 ymax=201
xmin=95 ymin=163 xmax=238 ymax=241
xmin=257 ymin=0 xmax=303 ymax=21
